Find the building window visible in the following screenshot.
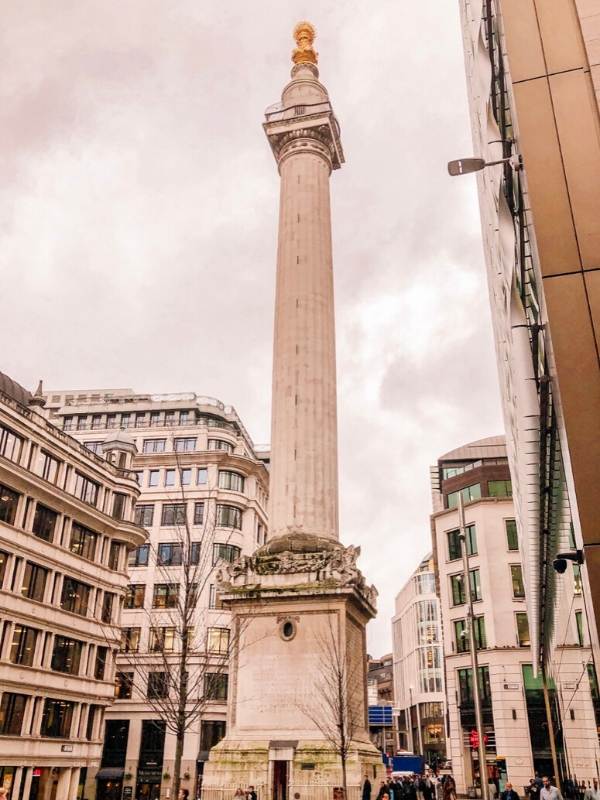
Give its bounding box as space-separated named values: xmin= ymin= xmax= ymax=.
xmin=447 ymin=483 xmax=481 ymax=509
xmin=165 ymin=469 xmax=175 ymax=487
xmin=205 ymin=673 xmax=228 ymax=701
xmin=165 ymin=411 xmax=176 ymax=426
xmin=40 ymin=698 xmax=74 ymax=738
xmin=60 ymin=577 xmax=91 ymax=616
xmin=10 ymin=625 xmax=38 ymax=666
xmin=70 ymin=523 xmax=97 ymax=561
xmin=124 ymin=584 xmax=145 ymax=609
xmin=0 ymin=424 xmax=23 ymax=464
xmin=488 ymin=480 xmax=513 ymax=497
xmin=128 ymin=545 xmax=149 ymax=567
xmin=51 ymin=636 xmax=83 ymax=675
xmin=112 ymin=493 xmax=127 ymax=521
xmin=73 ymin=472 xmax=99 ymax=507
xmin=150 ymin=412 xmax=161 ymax=427
xmin=200 ymin=720 xmax=226 ymax=752
xmin=134 ymin=504 xmax=154 ymax=528
xmin=576 ymin=610 xmax=584 ymax=646
xmin=84 ymin=441 xmax=102 ymax=454
xmin=181 ymin=468 xmax=192 ymax=486
xmin=135 ymin=413 xmax=146 ymax=428
xmin=115 ymin=672 xmax=133 ymax=700
xmin=179 ymin=410 xmax=191 ymax=425
xmin=454 ymin=617 xmax=486 ymax=652
xmin=197 ymin=468 xmax=208 ymax=485
xmin=450 ymin=569 xmax=481 ymax=606
xmin=208 ymin=439 xmax=233 ymax=453
xmin=573 ymin=564 xmax=582 ymax=595
xmin=218 ymin=471 xmax=245 ymax=492
xmin=63 ymin=416 xmax=74 ymax=431
xmin=161 ymin=503 xmax=186 ymax=526
xmin=148 ymin=470 xmax=160 ymax=487
xmin=153 ymin=583 xmax=178 ymax=609
xmin=108 ymin=541 xmax=121 ymax=571
xmin=506 ymin=519 xmax=519 ymax=550
xmin=193 ymin=502 xmax=204 ymax=525
xmin=86 ymin=705 xmax=98 ymax=740
xmin=21 ymin=561 xmax=48 ymax=602
xmin=216 ymin=504 xmax=242 ymax=529
xmin=147 ymin=672 xmax=169 ymax=699
xmin=95 ymin=646 xmax=108 ymax=680
xmin=174 ymin=438 xmax=196 ymax=452
xmin=149 ymin=627 xmax=176 ymax=652
xmin=32 ymin=504 xmax=58 ymax=543
xmin=0 ymin=484 xmax=19 ymax=525
xmin=76 ymin=416 xmax=87 ymax=431
xmin=457 ymin=665 xmax=491 ymax=706
xmin=207 ymin=627 xmax=230 ymax=654
xmin=0 ymin=550 xmax=7 ymax=586
xmin=106 ymin=414 xmax=117 ymax=429
xmin=447 ymin=524 xmax=476 ymax=561
xmin=101 ymin=593 xmax=114 ymax=624
xmin=213 ymin=543 xmax=241 ymax=564
xmin=157 ymin=543 xmax=183 ymax=566
xmin=91 ymin=414 xmax=103 ymax=430
xmin=516 ymin=612 xmax=530 ymax=646
xmin=120 ymin=414 xmax=131 ymax=429
xmin=510 ymin=564 xmax=525 ymax=598
xmin=143 ymin=439 xmax=166 ymax=454
xmin=0 ymin=693 xmax=27 ymax=735
xmin=190 ymin=542 xmax=201 ymax=565
xmin=120 ymin=627 xmax=141 ymax=653
xmin=101 ymin=719 xmax=130 ymax=766
xmin=209 ymin=584 xmax=223 ymax=609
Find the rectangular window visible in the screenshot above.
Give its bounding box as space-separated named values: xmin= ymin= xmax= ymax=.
xmin=40 ymin=698 xmax=74 ymax=738
xmin=112 ymin=493 xmax=127 ymax=521
xmin=76 ymin=416 xmax=87 ymax=431
xmin=120 ymin=627 xmax=141 ymax=653
xmin=147 ymin=672 xmax=169 ymax=699
xmin=208 ymin=439 xmax=233 ymax=454
xmin=197 ymin=468 xmax=208 ymax=485
xmin=161 ymin=503 xmax=186 ymax=526
xmin=148 ymin=470 xmax=160 ymax=487
xmin=32 ymin=504 xmax=58 ymax=543
xmin=165 ymin=469 xmax=175 ymax=487
xmin=153 ymin=583 xmax=178 ymax=609
xmin=447 ymin=524 xmax=477 ymax=561
xmin=106 ymin=414 xmax=117 ymax=428
xmin=576 ymin=610 xmax=584 ymax=646
xmin=209 ymin=584 xmax=223 ymax=609
xmin=516 ymin=612 xmax=530 ymax=646
xmin=213 ymin=543 xmax=241 ymax=565
xmin=150 ymin=411 xmax=161 ymax=427
xmin=91 ymin=414 xmax=103 ymax=430
xmin=200 ymin=720 xmax=226 ymax=752
xmin=135 ymin=413 xmax=146 ymax=428
xmin=218 ymin=471 xmax=245 ymax=492
xmin=488 ymin=480 xmax=513 ymax=497
xmin=190 ymin=541 xmax=201 ymax=565
xmin=0 ymin=424 xmax=24 ymax=464
xmin=60 ymin=577 xmax=91 ymax=616
xmin=63 ymin=416 xmax=74 ymax=431
xmin=193 ymin=502 xmax=204 ymax=525
xmin=455 ymin=617 xmax=485 ymax=650
xmin=84 ymin=441 xmax=102 ymax=454
xmin=94 ymin=646 xmax=108 ymax=680
xmin=457 ymin=666 xmax=491 ymax=706
xmin=181 ymin=468 xmax=192 ymax=486
xmin=124 ymin=584 xmax=145 ymax=609
xmin=179 ymin=410 xmax=190 ymax=425
xmin=51 ymin=635 xmax=83 ymax=675
xmin=101 ymin=593 xmax=114 ymax=624
xmin=120 ymin=414 xmax=131 ymax=429
xmin=207 ymin=627 xmax=230 ymax=654
xmin=205 ymin=673 xmax=228 ymax=701
xmin=133 ymin=470 xmax=143 ymax=485
xmin=174 ymin=438 xmax=196 ymax=452
xmin=0 ymin=550 xmax=7 ymax=587
xmin=451 ymin=569 xmax=481 ymax=605
xmin=73 ymin=472 xmax=99 ymax=507
xmin=128 ymin=545 xmax=149 ymax=567
xmin=0 ymin=483 xmax=19 ymax=525
xmin=108 ymin=541 xmax=121 ymax=571
xmin=447 ymin=483 xmax=481 ymax=509
xmin=10 ymin=625 xmax=38 ymax=667
xmin=115 ymin=672 xmax=133 ymax=700
xmin=70 ymin=523 xmax=98 ymax=561
xmin=134 ymin=504 xmax=154 ymax=528
xmin=142 ymin=439 xmax=166 ymax=454
xmin=165 ymin=411 xmax=176 ymax=425
xmin=157 ymin=543 xmax=183 ymax=566
xmin=21 ymin=561 xmax=48 ymax=602
xmin=0 ymin=693 xmax=27 ymax=735
xmin=506 ymin=519 xmax=519 ymax=550
xmin=86 ymin=705 xmax=98 ymax=740
xmin=149 ymin=627 xmax=176 ymax=652
xmin=510 ymin=564 xmax=525 ymax=598
xmin=216 ymin=504 xmax=242 ymax=529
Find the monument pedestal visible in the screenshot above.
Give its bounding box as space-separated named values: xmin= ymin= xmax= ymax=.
xmin=201 ymin=535 xmax=384 ymax=800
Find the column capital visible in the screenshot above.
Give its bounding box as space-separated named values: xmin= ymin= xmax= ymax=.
xmin=264 ymin=106 xmax=344 ymax=171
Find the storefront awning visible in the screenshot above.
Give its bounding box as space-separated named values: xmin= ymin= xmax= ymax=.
xmin=96 ymin=768 xmax=124 ymax=780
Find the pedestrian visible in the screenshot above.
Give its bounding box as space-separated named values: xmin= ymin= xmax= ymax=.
xmin=540 ymin=777 xmax=562 ymax=800
xmin=501 ymin=783 xmax=520 ymax=800
xmin=421 ymin=775 xmax=435 ymax=800
xmin=377 ymin=782 xmax=388 ymax=800
xmin=584 ymin=782 xmax=600 ymax=800
xmin=443 ymin=777 xmax=457 ymax=800
xmin=247 ymin=787 xmax=257 ymax=800
xmin=235 ymin=789 xmax=245 ymax=799
xmin=363 ymin=776 xmax=372 ymax=800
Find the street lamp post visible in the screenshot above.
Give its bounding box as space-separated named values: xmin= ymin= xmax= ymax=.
xmin=458 ymin=494 xmax=489 ymax=800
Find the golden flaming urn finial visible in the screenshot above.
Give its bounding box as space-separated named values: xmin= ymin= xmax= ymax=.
xmin=292 ymin=21 xmax=318 ymax=65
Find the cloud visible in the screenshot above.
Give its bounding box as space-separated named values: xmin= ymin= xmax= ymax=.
xmin=0 ymin=0 xmax=503 ymax=654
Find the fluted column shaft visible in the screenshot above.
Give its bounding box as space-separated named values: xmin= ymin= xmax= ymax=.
xmin=269 ymin=135 xmax=339 ymax=541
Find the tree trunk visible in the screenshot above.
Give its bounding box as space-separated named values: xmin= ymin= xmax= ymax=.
xmin=341 ymin=754 xmax=348 ymax=800
xmin=173 ymin=728 xmax=184 ymax=800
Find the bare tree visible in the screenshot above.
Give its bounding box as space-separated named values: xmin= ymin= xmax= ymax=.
xmin=299 ymin=618 xmax=364 ymax=800
xmin=112 ymin=461 xmax=247 ymax=800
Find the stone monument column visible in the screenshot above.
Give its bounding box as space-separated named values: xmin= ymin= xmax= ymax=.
xmin=201 ymin=24 xmax=382 ymax=800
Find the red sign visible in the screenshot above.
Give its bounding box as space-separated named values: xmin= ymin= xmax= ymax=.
xmin=32 ymin=770 xmax=41 ymax=778
xmin=469 ymin=730 xmax=488 ymax=749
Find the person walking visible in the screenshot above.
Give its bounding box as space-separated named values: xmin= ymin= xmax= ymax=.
xmin=541 ymin=777 xmax=562 ymax=800
xmin=442 ymin=777 xmax=457 ymax=800
xmin=500 ymin=783 xmax=520 ymax=800
xmin=584 ymin=780 xmax=600 ymax=800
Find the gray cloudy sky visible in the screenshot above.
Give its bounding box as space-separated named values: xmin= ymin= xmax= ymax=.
xmin=1 ymin=1 xmax=503 ymax=653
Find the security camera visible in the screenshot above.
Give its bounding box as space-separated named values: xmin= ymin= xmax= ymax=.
xmin=553 ymin=558 xmax=568 ymax=574
xmin=552 ymin=550 xmax=583 ymax=574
